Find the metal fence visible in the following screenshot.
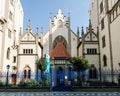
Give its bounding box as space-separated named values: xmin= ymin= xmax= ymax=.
xmin=0 ymin=69 xmax=120 ymax=88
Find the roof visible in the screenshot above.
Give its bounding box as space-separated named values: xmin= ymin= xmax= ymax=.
xmin=50 ymin=42 xmax=71 ymax=58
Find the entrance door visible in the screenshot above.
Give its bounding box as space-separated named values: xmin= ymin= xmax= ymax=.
xmin=56 ymin=67 xmax=64 ymax=86
xmin=11 ymin=74 xmax=17 ymax=85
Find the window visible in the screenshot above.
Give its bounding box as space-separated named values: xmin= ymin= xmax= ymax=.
xmin=100 ymin=1 xmax=103 ymax=13
xmin=87 ymin=48 xmax=97 ymax=54
xmin=102 ymin=36 xmax=106 ymax=48
xmin=10 ymin=0 xmax=14 ymax=6
xmin=31 ymin=49 xmax=33 ymax=54
xmin=8 ymin=29 xmax=12 ymax=38
xmin=23 ymin=49 xmax=25 ymax=54
xmin=13 ymin=56 xmax=16 ymax=63
xmin=7 ymin=48 xmax=10 ymax=59
xmin=103 ymin=55 xmax=107 ymax=67
xmin=9 ymin=11 xmax=13 ymax=21
xmin=24 ymin=66 xmax=31 ymax=79
xmin=101 ymin=18 xmax=105 ymax=30
xmin=23 ymin=49 xmax=33 ymax=54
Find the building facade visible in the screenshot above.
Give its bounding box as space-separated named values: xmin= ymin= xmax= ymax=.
xmin=89 ymin=0 xmax=120 ymax=82
xmin=0 ymin=0 xmax=23 ymax=72
xmin=17 ymin=21 xmax=43 ymax=82
xmin=78 ymin=20 xmax=100 ymax=70
xmin=41 ymin=9 xmax=79 ymax=86
xmin=77 ymin=20 xmax=100 ymax=80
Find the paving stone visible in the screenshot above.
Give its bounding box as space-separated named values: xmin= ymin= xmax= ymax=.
xmin=0 ymin=92 xmax=120 ymax=96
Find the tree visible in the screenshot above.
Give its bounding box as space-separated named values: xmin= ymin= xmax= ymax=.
xmin=69 ymin=56 xmax=89 ymax=85
xmin=36 ymin=58 xmax=46 ymax=82
xmin=36 ymin=58 xmax=46 ymax=71
xmin=69 ymin=56 xmax=89 ymax=71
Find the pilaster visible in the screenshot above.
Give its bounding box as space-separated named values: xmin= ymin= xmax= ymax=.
xmin=49 ymin=15 xmax=52 ymax=55
xmin=68 ymin=12 xmax=71 ymax=56
xmin=81 ymin=26 xmax=84 ymax=58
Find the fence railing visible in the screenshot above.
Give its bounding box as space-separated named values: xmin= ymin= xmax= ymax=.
xmin=0 ymin=69 xmax=119 ymax=88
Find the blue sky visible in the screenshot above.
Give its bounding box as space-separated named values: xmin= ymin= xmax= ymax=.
xmin=21 ymin=0 xmax=90 ymax=33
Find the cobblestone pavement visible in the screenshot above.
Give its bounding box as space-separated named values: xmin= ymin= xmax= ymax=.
xmin=0 ymin=92 xmax=120 ymax=96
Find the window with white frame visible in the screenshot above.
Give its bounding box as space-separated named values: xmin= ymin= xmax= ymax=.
xmin=7 ymin=48 xmax=10 ymax=59
xmin=8 ymin=29 xmax=12 ymax=38
xmin=9 ymin=11 xmax=13 ymax=21
xmin=23 ymin=49 xmax=33 ymax=54
xmin=10 ymin=0 xmax=14 ymax=6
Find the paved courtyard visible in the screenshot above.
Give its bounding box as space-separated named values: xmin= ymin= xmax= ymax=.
xmin=0 ymin=92 xmax=120 ymax=96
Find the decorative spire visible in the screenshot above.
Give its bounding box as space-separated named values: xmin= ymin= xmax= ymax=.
xmin=81 ymin=26 xmax=84 ymax=35
xmin=68 ymin=12 xmax=70 ymax=17
xmin=58 ymin=8 xmax=62 ymax=14
xmin=89 ymin=19 xmax=92 ymax=29
xmin=36 ymin=27 xmax=39 ymax=35
xmin=26 ymin=19 xmax=31 ymax=32
xmin=41 ymin=27 xmax=43 ymax=34
xmin=27 ymin=19 xmax=31 ymax=28
xmin=50 ymin=12 xmax=52 ymax=18
xmin=77 ymin=27 xmax=79 ymax=37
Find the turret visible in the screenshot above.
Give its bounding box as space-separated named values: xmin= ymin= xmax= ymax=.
xmin=68 ymin=12 xmax=70 ymax=27
xmin=40 ymin=27 xmax=44 ymax=44
xmin=36 ymin=27 xmax=39 ymax=54
xmin=26 ymin=19 xmax=32 ymax=32
xmin=77 ymin=27 xmax=80 ymax=44
xmin=81 ymin=26 xmax=84 ymax=37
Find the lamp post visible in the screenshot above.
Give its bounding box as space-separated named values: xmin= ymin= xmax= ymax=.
xmin=119 ymin=63 xmax=120 ymax=67
xmin=118 ymin=63 xmax=120 ymax=85
xmin=6 ymin=64 xmax=10 ymax=86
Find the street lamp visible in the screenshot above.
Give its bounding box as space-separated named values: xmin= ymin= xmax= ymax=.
xmin=119 ymin=63 xmax=120 ymax=67
xmin=6 ymin=64 xmax=10 ymax=86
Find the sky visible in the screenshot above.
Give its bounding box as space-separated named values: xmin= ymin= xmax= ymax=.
xmin=21 ymin=0 xmax=90 ymax=34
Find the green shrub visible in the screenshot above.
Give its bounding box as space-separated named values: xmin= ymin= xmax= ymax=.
xmin=44 ymin=79 xmax=50 ymax=86
xmin=17 ymin=80 xmax=27 ymax=87
xmin=0 ymin=80 xmax=4 ymax=87
xmin=18 ymin=79 xmax=42 ymax=88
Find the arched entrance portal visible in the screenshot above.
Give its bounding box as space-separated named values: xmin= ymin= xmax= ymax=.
xmin=89 ymin=65 xmax=98 ymax=79
xmin=56 ymin=67 xmax=65 ymax=86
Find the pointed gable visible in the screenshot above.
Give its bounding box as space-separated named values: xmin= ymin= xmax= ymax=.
xmin=51 ymin=42 xmax=71 ymax=58
xmin=21 ymin=20 xmax=36 ymax=42
xmin=84 ymin=20 xmax=98 ymax=42
xmin=21 ymin=32 xmax=36 ymax=41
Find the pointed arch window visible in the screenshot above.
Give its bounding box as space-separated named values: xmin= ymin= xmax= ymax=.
xmin=7 ymin=48 xmax=10 ymax=59
xmin=53 ymin=35 xmax=67 ymax=49
xmin=24 ymin=66 xmax=31 ymax=79
xmin=103 ymin=55 xmax=107 ymax=67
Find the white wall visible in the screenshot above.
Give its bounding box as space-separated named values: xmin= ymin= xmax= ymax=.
xmin=0 ymin=0 xmax=23 ymax=72
xmin=0 ymin=29 xmax=2 ymax=69
xmin=110 ymin=15 xmax=120 ymax=69
xmin=89 ymin=0 xmax=99 ymax=33
xmin=19 ymin=55 xmax=37 ymax=72
xmin=71 ymin=32 xmax=77 ymax=57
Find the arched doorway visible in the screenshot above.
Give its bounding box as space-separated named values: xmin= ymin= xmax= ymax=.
xmin=56 ymin=67 xmax=65 ymax=86
xmin=89 ymin=65 xmax=98 ymax=79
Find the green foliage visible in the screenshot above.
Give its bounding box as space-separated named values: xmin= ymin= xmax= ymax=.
xmin=69 ymin=56 xmax=89 ymax=71
xmin=18 ymin=79 xmax=42 ymax=88
xmin=36 ymin=58 xmax=46 ymax=71
xmin=44 ymin=78 xmax=50 ymax=86
xmin=0 ymin=80 xmax=4 ymax=87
